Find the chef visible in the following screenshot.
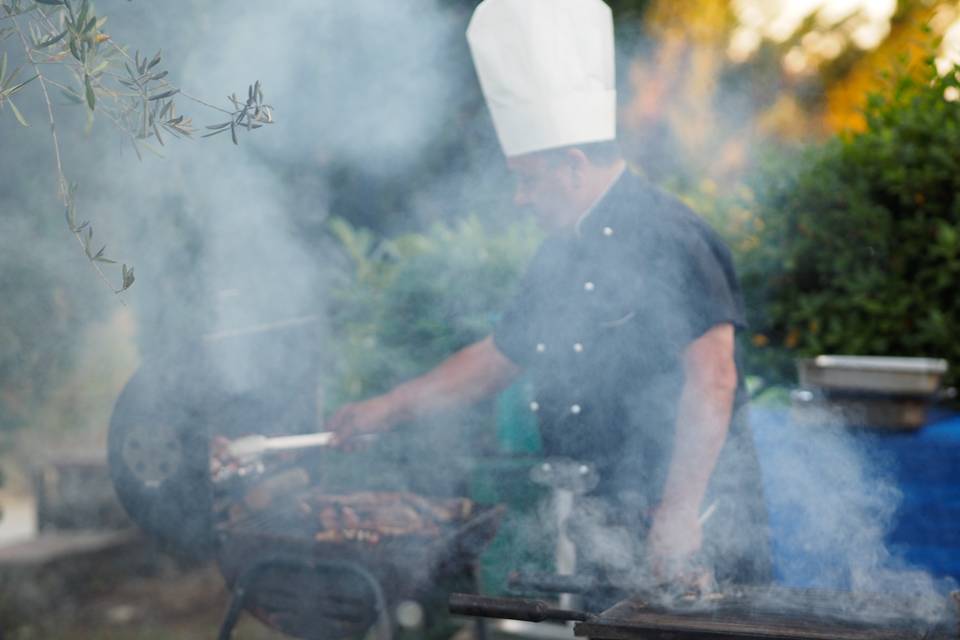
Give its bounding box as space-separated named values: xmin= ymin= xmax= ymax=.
xmin=327 ymin=0 xmax=771 ymax=587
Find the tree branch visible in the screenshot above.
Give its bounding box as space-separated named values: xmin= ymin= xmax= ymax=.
xmin=12 ymin=14 xmax=126 ymax=301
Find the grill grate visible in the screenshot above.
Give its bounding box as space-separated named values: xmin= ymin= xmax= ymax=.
xmin=449 ymin=586 xmax=959 ymax=640
xmin=573 ymin=588 xmax=960 ymax=640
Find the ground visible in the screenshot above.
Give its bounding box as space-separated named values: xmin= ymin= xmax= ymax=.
xmin=5 ymin=563 xmax=289 ymax=640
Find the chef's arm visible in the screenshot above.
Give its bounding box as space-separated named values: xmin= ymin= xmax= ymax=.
xmin=326 ymin=336 xmax=521 ymax=444
xmin=386 ymin=335 xmax=521 ymax=422
xmin=647 ymin=323 xmax=737 ymax=564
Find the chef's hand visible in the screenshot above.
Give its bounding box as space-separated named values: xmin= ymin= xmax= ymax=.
xmin=209 ymin=435 xmax=233 ymax=476
xmin=325 ymin=394 xmax=399 ymax=451
xmin=646 ymin=504 xmax=712 ymax=591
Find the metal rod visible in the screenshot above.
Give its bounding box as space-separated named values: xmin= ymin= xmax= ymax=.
xmin=225 ymin=432 xmax=335 ymax=459
xmin=449 ymin=593 xmax=591 ymax=623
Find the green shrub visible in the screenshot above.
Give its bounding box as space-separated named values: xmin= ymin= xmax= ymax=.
xmin=325 ymin=215 xmax=540 ymax=406
xmin=714 ymin=57 xmax=960 ymax=387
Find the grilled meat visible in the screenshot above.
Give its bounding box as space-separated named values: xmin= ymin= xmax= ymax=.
xmin=300 ymin=491 xmax=474 ymax=543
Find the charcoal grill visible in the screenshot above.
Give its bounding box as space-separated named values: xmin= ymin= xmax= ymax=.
xmin=450 ymin=584 xmax=960 ymax=640
xmin=107 ymin=359 xmax=504 ymax=639
xmin=213 ymin=492 xmax=504 ymax=639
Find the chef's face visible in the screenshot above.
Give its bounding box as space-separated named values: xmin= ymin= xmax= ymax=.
xmin=507 ymin=150 xmax=582 ymax=231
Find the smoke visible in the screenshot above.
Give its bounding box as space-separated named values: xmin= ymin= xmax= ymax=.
xmin=3 ymin=1 xmax=958 ymax=635
xmin=525 ymin=404 xmax=957 ymax=625
xmin=31 ymin=0 xmax=494 ymax=391
xmin=756 ymin=408 xmax=956 ymax=620
xmin=0 ymin=0 xmax=498 ymax=585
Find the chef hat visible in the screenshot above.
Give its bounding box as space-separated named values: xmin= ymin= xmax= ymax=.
xmin=467 ymin=0 xmax=616 ymax=158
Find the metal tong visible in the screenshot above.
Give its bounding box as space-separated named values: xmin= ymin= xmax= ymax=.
xmin=225 ymin=432 xmax=337 ymax=461
xmin=212 ymin=432 xmax=350 ymax=483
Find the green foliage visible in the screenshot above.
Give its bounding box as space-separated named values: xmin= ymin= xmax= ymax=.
xmin=713 ymin=56 xmax=960 ymax=386
xmin=325 ymin=216 xmax=540 ymax=406
xmin=2 ymin=1 xmax=274 ymax=297
xmin=0 ymin=250 xmax=97 ymax=434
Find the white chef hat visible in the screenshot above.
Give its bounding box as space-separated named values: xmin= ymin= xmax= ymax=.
xmin=467 ymin=0 xmax=616 ymax=158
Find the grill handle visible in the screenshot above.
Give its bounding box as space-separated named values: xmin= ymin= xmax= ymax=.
xmin=449 ymin=593 xmax=590 ymax=623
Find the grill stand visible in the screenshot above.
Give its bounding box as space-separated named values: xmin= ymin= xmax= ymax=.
xmin=216 ymin=555 xmax=391 ymax=640
xmin=529 ymin=459 xmax=599 ymax=615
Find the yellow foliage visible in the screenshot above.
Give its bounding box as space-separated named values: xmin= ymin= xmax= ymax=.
xmin=824 ymin=4 xmax=948 ymax=133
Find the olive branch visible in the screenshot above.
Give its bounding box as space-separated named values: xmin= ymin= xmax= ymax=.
xmin=1 ymin=0 xmax=275 ymax=296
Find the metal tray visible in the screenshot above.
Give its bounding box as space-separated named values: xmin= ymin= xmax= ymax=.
xmin=790 ymin=389 xmax=931 ymax=430
xmin=796 ymin=356 xmax=948 ymax=396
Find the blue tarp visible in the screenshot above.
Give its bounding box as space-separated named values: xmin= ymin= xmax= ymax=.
xmin=751 ymin=407 xmax=960 ymax=589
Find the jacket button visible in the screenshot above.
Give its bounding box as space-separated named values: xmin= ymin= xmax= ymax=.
xmin=583 ymin=282 xmax=595 ymax=292
xmin=573 ymin=343 xmax=584 ymax=353
xmin=529 ymin=401 xmax=540 ymax=412
xmin=536 ymin=343 xmax=546 ymax=353
xmin=603 ymin=226 xmax=614 ymax=236
xmin=570 ymin=404 xmax=582 ymax=415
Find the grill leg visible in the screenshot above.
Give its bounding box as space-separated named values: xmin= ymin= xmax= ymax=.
xmin=217 ymin=584 xmax=248 ymax=640
xmin=473 ymin=563 xmax=488 ymax=640
xmin=217 ymin=559 xmax=268 ymax=640
xmin=216 ymin=555 xmax=391 ymax=640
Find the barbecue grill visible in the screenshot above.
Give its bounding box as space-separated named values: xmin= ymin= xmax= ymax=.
xmin=212 ymin=496 xmax=503 ymax=639
xmin=107 ymin=357 xmax=504 ymax=639
xmin=450 ymin=580 xmax=960 ymax=640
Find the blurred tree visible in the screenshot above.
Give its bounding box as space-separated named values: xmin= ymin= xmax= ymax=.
xmin=720 ymin=55 xmax=960 ymax=387
xmin=325 ymin=215 xmax=540 ymax=405
xmin=819 ymin=2 xmax=956 ymax=132
xmin=615 ymin=0 xmax=960 ymax=187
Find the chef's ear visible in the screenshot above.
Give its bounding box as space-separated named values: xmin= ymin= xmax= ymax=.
xmin=563 ymin=147 xmax=590 ymax=188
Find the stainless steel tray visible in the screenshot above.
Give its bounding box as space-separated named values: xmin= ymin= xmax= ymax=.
xmin=790 ymin=389 xmax=930 ymax=430
xmin=796 ymin=356 xmax=948 ymax=396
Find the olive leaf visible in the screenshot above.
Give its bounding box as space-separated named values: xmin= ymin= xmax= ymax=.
xmin=147 ymin=88 xmax=177 ymax=101
xmin=120 ymin=264 xmax=135 ymax=292
xmin=34 ymin=29 xmax=67 ymax=49
xmin=64 ymin=200 xmax=77 ymax=230
xmin=76 ymin=1 xmax=90 ymax=34
xmin=83 ymin=72 xmax=94 ymax=110
xmin=89 ymin=60 xmax=108 ymax=77
xmin=81 ymin=225 xmax=94 ymax=258
xmin=0 ymin=55 xmax=37 ymax=127
xmin=2 ymin=6 xmax=271 ymax=298
xmin=5 ymin=99 xmax=27 ymax=126
xmin=92 ymin=245 xmax=115 ymax=264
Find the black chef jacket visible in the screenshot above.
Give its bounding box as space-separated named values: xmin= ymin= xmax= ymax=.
xmin=494 ymin=170 xmax=771 ymax=585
